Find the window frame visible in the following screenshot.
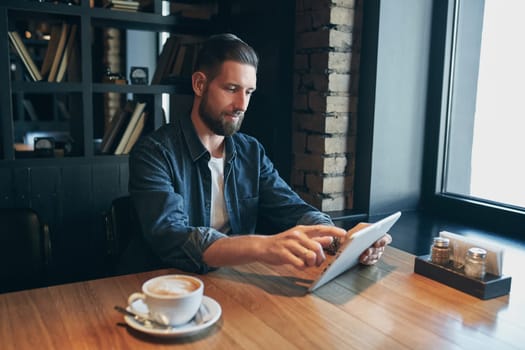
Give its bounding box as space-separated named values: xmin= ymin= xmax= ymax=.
xmin=423 ymin=0 xmax=525 ymax=237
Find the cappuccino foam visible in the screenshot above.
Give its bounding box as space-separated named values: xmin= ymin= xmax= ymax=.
xmin=148 ymin=276 xmax=200 ymax=296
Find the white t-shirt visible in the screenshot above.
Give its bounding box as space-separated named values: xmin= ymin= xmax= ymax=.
xmin=208 ymin=155 xmax=230 ymax=233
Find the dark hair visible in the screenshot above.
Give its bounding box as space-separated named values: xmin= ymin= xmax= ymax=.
xmin=194 ymin=33 xmax=258 ymax=80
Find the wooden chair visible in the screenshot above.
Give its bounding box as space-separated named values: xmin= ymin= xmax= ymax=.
xmin=0 ymin=208 xmax=52 ymax=293
xmin=104 ymin=196 xmax=138 ymax=261
xmin=104 ymin=195 xmax=162 ymax=275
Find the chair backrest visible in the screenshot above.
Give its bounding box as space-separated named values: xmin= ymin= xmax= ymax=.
xmin=104 ymin=196 xmax=141 ymax=262
xmin=104 ymin=195 xmax=164 ymax=275
xmin=0 ymin=208 xmax=52 ymax=293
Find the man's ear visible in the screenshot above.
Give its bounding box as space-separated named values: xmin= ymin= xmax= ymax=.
xmin=192 ymin=72 xmax=207 ymax=96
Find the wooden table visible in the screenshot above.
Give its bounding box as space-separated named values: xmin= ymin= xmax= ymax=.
xmin=1 ymin=246 xmax=523 ymax=349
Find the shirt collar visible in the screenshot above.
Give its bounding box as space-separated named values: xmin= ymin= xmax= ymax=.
xmin=179 ymin=115 xmax=237 ymax=163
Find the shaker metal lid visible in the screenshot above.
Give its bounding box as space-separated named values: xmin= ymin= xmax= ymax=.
xmin=467 ymin=247 xmax=487 ymax=259
xmin=433 ymin=237 xmax=450 ymax=247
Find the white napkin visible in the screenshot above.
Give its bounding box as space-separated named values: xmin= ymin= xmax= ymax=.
xmin=439 ymin=231 xmax=504 ymax=276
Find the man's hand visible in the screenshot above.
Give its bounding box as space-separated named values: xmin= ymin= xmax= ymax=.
xmin=258 ymin=225 xmax=347 ymax=269
xmin=359 ymin=233 xmax=393 ymax=265
xmin=203 ymin=225 xmax=391 ymax=269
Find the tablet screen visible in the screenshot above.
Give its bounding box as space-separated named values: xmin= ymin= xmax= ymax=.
xmin=308 ymin=211 xmax=401 ymax=292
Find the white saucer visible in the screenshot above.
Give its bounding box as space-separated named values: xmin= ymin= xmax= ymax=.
xmin=123 ymin=296 xmax=221 ymax=338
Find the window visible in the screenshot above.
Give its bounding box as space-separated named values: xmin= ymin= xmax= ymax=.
xmin=427 ymin=0 xmax=525 ymax=233
xmin=444 ymin=0 xmax=525 ymax=209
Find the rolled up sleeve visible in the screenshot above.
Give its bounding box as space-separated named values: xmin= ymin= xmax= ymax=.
xmin=296 ymin=211 xmax=334 ymax=226
xmin=129 ymin=136 xmax=224 ymax=274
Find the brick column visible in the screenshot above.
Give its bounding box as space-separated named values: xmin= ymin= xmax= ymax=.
xmin=292 ymin=0 xmax=361 ymax=211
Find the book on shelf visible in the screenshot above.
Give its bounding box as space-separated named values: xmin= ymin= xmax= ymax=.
xmin=164 ymin=39 xmax=202 ymax=84
xmin=100 ymin=101 xmax=134 ymax=154
xmin=66 ymin=34 xmax=81 ymax=82
xmin=152 ymin=36 xmax=203 ymax=85
xmin=180 ymin=43 xmax=198 ymax=78
xmin=22 ymin=99 xmax=39 ymax=121
xmin=165 ymin=38 xmax=184 ymax=79
xmin=171 ymin=44 xmax=187 ymax=77
xmin=170 ymin=2 xmax=218 ymax=20
xmin=114 ymin=101 xmax=147 ymax=155
xmin=152 ymin=36 xmax=184 ymax=84
xmin=40 ymin=24 xmax=62 ymax=78
xmin=56 ymin=24 xmax=78 ymax=83
xmin=190 ymin=42 xmax=202 ymax=73
xmin=8 ymin=31 xmax=43 ymax=82
xmin=57 ymin=100 xmax=72 ymax=120
xmin=48 ymin=23 xmax=70 ymax=82
xmin=151 ymin=36 xmax=181 ymax=85
xmin=121 ymin=110 xmax=147 ymax=154
xmin=104 ymin=0 xmax=140 ymax=12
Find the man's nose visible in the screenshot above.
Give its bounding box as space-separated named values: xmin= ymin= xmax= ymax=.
xmin=233 ymin=92 xmax=249 ymax=111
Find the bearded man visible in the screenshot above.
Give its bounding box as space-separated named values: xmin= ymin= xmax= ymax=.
xmin=128 ymin=34 xmax=391 ymax=274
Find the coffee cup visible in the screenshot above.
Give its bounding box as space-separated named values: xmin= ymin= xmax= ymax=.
xmin=128 ymin=274 xmax=203 ymax=326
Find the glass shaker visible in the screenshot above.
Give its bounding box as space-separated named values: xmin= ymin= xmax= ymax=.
xmin=430 ymin=237 xmax=450 ymax=265
xmin=464 ymin=247 xmax=487 ymax=279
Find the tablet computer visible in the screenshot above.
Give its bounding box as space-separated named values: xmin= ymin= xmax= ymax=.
xmin=308 ymin=211 xmax=401 ymax=292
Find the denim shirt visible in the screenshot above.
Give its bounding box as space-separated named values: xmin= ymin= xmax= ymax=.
xmin=129 ymin=115 xmax=333 ymax=273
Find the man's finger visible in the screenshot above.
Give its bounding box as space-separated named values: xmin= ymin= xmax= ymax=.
xmin=300 ymin=225 xmax=347 ymax=238
xmin=373 ymin=233 xmax=392 ymax=247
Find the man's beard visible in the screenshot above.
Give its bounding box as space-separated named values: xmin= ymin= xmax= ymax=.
xmin=198 ymin=92 xmax=244 ymax=137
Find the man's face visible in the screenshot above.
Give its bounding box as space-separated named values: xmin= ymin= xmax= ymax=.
xmin=198 ymin=61 xmax=257 ymax=136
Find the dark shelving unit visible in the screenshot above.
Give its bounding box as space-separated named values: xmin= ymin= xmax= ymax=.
xmin=0 ymin=0 xmax=295 ymax=288
xmin=0 ymin=0 xmax=220 ymax=284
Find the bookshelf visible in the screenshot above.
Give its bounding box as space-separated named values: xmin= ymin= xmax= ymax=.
xmin=1 ymin=0 xmax=217 ymax=161
xmin=0 ymin=0 xmax=222 ymax=283
xmin=0 ymin=0 xmax=295 ymax=287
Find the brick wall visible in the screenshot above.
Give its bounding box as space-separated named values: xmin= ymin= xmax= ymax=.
xmin=292 ymin=0 xmax=362 ymax=211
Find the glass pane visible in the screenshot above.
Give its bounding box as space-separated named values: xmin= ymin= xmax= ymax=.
xmin=444 ymin=0 xmax=525 ymax=209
